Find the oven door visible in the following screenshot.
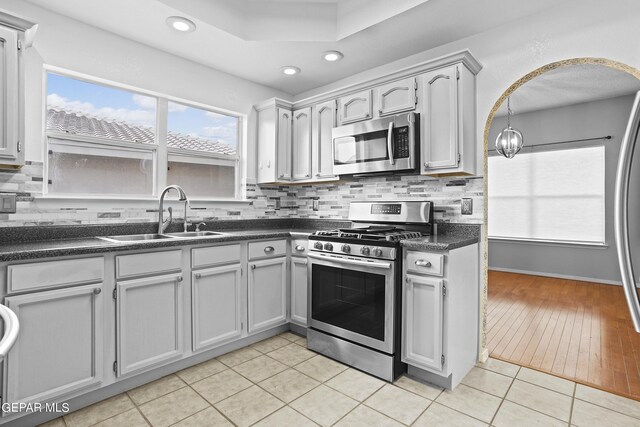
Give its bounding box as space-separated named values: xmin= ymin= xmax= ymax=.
xmin=307 ymin=252 xmax=396 ymax=354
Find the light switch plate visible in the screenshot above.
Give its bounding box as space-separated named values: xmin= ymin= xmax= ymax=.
xmin=312 ymin=199 xmax=319 ymax=211
xmin=461 ymin=198 xmax=473 ymax=215
xmin=0 ymin=193 xmax=16 ymax=214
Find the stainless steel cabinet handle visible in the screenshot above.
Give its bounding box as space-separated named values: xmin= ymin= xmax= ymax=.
xmin=415 ymin=260 xmax=432 ymax=267
xmin=195 ymin=273 xmax=202 ymax=279
xmin=93 ymin=288 xmax=102 ymax=295
xmin=295 ymin=245 xmax=305 ymax=252
xmin=177 ymin=276 xmax=183 ymax=282
xmin=0 ymin=305 xmax=19 ymax=360
xmin=615 ymin=90 xmax=640 ymax=332
xmin=251 ymin=265 xmax=256 ymax=270
xmin=264 ymin=246 xmax=275 ymax=253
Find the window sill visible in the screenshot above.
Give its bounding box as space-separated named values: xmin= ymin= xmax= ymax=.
xmin=488 ymin=236 xmax=608 ymax=249
xmin=34 ymin=195 xmax=252 ymax=206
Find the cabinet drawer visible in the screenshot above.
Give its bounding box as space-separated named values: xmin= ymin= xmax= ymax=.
xmin=116 ymin=250 xmax=182 ymax=279
xmin=8 ymin=257 xmax=104 ymax=293
xmin=192 ymin=244 xmax=242 ymax=269
xmin=406 ymin=251 xmax=444 ymax=277
xmin=291 ymin=239 xmax=308 ymax=256
xmin=249 ymin=240 xmax=287 ymax=260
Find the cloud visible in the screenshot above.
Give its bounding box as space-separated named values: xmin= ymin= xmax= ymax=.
xmin=132 ymin=94 xmax=156 ymax=110
xmin=47 ymin=93 xmax=156 ymax=128
xmin=202 ymin=124 xmax=237 ymax=147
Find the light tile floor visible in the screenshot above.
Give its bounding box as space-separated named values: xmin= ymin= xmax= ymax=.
xmin=39 ymin=333 xmax=640 ymax=427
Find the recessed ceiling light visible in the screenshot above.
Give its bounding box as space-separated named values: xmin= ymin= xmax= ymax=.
xmin=281 ymin=66 xmax=301 ymax=76
xmin=323 ymin=51 xmax=344 ymax=62
xmin=166 ymin=16 xmax=196 ymax=33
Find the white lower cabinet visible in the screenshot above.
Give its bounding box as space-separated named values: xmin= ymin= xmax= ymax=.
xmin=402 ymin=274 xmax=444 ymax=371
xmin=3 ymin=284 xmax=103 ymax=406
xmin=290 ymin=256 xmax=308 ymax=326
xmin=248 ymin=256 xmax=287 ymax=333
xmin=116 ymin=273 xmax=183 ymax=376
xmin=192 ymin=263 xmax=242 ymax=352
xmin=402 ymin=244 xmax=479 ymax=389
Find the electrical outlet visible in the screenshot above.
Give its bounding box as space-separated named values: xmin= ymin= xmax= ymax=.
xmin=0 ymin=193 xmax=16 ymax=213
xmin=312 ymin=199 xmax=319 ymax=211
xmin=274 ymin=199 xmax=281 ymax=210
xmin=461 ymin=198 xmax=473 ymax=215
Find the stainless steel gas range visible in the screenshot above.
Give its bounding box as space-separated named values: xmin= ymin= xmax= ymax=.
xmin=307 ymin=201 xmax=434 ymax=381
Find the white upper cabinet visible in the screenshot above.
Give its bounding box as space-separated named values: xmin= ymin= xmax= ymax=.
xmin=255 ymin=51 xmax=481 ymax=183
xmin=338 ymin=89 xmax=372 ymax=125
xmin=292 ymin=107 xmax=312 ymax=180
xmin=420 ymin=63 xmax=476 ymax=176
xmin=375 ymin=77 xmax=417 ymax=117
xmin=256 ymin=99 xmax=293 ymax=184
xmin=312 ymin=100 xmax=336 ymax=179
xmin=276 ymin=108 xmax=293 ymax=181
xmin=0 ymin=13 xmax=36 ymax=166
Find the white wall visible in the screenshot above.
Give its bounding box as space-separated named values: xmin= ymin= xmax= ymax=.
xmin=294 ymin=0 xmax=640 ymax=177
xmin=2 ymin=0 xmax=289 ymax=180
xmin=487 ymin=95 xmax=638 ymax=284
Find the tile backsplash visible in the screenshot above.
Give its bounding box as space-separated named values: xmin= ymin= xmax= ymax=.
xmin=0 ymin=162 xmax=483 ymax=227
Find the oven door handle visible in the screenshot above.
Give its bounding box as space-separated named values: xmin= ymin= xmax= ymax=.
xmin=308 ymin=252 xmax=392 ymax=269
xmin=387 ymin=122 xmax=395 ymax=165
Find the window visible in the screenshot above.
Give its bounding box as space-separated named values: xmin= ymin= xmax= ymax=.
xmin=45 ymin=72 xmax=242 ymax=199
xmin=46 ymin=73 xmax=157 ymax=196
xmin=167 ymin=102 xmax=238 ymax=198
xmin=488 ymin=145 xmax=605 ymax=244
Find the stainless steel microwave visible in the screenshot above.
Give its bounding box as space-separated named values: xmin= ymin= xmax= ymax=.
xmin=332 ymin=112 xmax=419 ymax=176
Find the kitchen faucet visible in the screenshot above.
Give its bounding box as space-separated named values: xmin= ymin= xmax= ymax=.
xmin=158 ymin=185 xmax=189 ymax=234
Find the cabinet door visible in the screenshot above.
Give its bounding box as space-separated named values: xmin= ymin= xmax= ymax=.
xmin=421 ymin=65 xmax=459 ymax=171
xmin=276 ymin=108 xmax=292 ymax=181
xmin=117 ymin=273 xmax=183 ymax=376
xmin=192 ymin=264 xmax=242 ymax=352
xmin=338 ymin=89 xmax=372 ymax=125
xmin=402 ymin=274 xmax=444 ymax=372
xmin=0 ymin=26 xmax=19 ymax=162
xmin=3 ymin=284 xmax=103 ymax=405
xmin=376 ymin=77 xmax=417 ymax=116
xmin=292 ymin=107 xmax=312 ymax=180
xmin=290 ymin=256 xmax=308 ymax=326
xmin=248 ymin=257 xmax=287 ymax=333
xmin=312 ymin=100 xmax=336 ymax=179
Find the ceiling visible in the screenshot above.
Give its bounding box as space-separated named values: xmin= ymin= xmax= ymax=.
xmin=495 ymin=64 xmax=640 ymax=117
xmin=27 ymin=0 xmax=570 ymax=95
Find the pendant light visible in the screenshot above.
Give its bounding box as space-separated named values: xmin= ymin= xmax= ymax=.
xmin=495 ymin=96 xmax=524 ymax=159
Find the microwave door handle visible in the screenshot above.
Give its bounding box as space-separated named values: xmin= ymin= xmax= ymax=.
xmin=387 ymin=122 xmax=395 ymax=165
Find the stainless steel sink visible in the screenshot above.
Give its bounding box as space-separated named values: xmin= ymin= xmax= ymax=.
xmin=165 ymin=231 xmax=226 ymax=238
xmin=98 ymin=234 xmax=175 ymax=243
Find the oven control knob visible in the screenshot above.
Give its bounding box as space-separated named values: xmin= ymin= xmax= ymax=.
xmin=373 ymin=247 xmax=383 ymax=257
xmin=341 ymin=244 xmax=351 ymax=253
xmin=360 ymin=246 xmax=371 ymax=256
xmin=324 ymin=243 xmax=334 ymax=251
xmin=314 ymin=242 xmax=323 ymax=250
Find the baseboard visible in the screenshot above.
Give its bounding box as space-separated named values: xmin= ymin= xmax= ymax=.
xmin=488 ymin=266 xmax=640 ymax=288
xmin=478 ymin=348 xmax=489 ymax=363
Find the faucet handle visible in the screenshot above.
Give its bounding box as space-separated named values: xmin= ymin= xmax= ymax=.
xmin=196 ymin=222 xmax=207 ymax=232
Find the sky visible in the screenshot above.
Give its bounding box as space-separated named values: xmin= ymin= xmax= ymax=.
xmin=46 ymin=73 xmax=238 ymax=148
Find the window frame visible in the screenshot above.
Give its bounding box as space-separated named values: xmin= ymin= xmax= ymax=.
xmin=488 ymin=142 xmax=607 ymax=247
xmin=42 ymin=66 xmax=245 ymax=202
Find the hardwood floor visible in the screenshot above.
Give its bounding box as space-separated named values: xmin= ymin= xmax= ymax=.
xmin=488 ymin=270 xmax=640 ymax=401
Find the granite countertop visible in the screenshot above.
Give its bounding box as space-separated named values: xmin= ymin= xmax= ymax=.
xmin=0 ymin=220 xmax=480 ymax=262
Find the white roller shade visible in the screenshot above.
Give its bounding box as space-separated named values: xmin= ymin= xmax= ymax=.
xmin=489 ymin=145 xmax=605 ymax=244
